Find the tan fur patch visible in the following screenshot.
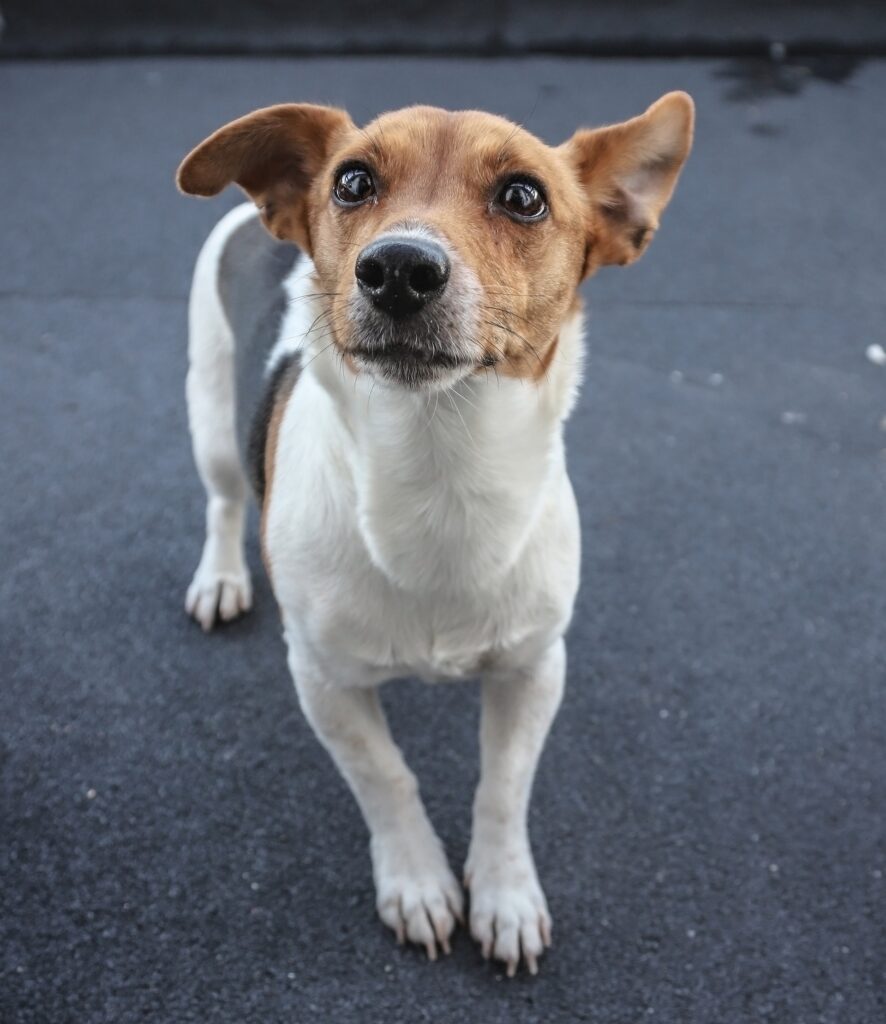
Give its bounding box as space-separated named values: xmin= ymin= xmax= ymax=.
xmin=560 ymin=92 xmax=695 ymax=273
xmin=177 ymin=104 xmax=354 ymax=254
xmin=308 ymin=107 xmax=591 ymax=383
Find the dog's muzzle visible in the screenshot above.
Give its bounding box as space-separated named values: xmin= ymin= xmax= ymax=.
xmin=350 ymin=233 xmax=475 ymax=387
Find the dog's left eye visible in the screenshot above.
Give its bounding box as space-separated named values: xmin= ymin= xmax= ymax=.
xmin=496 ymin=178 xmax=548 ymax=221
xmin=334 ymin=165 xmax=376 ymax=206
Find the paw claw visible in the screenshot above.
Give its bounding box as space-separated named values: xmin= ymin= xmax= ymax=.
xmin=466 ymin=844 xmax=551 ymax=977
xmin=373 ymin=831 xmax=461 ymax=964
xmin=185 ymin=566 xmax=252 ymax=631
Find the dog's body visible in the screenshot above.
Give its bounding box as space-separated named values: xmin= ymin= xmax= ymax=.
xmin=190 ymin=199 xmax=582 ymax=676
xmin=179 ymin=97 xmax=693 ymax=973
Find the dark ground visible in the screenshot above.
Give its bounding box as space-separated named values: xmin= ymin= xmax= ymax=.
xmin=1 ymin=55 xmax=885 ymax=1024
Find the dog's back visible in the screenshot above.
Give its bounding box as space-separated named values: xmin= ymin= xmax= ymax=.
xmin=191 ymin=204 xmax=300 ymax=478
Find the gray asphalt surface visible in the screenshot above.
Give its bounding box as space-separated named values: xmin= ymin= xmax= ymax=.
xmin=1 ymin=56 xmax=885 ymax=1024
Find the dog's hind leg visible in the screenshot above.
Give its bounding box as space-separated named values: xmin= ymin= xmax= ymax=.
xmin=184 ymin=206 xmax=256 ymax=630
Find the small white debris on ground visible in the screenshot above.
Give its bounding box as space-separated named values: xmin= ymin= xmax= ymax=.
xmin=709 ymin=372 xmax=724 ymax=386
xmin=781 ymin=411 xmax=807 ymax=425
xmin=86 ymin=788 xmax=97 ymax=800
xmin=866 ymin=343 xmax=886 ymax=366
xmin=669 ymin=370 xmax=684 ymax=384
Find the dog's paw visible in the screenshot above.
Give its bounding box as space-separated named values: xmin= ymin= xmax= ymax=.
xmin=464 ymin=845 xmax=551 ymax=976
xmin=185 ymin=565 xmax=252 ymax=631
xmin=372 ymin=829 xmax=464 ymax=961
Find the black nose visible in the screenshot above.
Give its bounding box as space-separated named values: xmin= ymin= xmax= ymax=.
xmin=355 ymin=236 xmax=450 ymax=319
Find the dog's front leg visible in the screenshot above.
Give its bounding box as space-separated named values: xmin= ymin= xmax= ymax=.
xmin=292 ymin=668 xmax=463 ymax=959
xmin=466 ymin=636 xmax=566 ymax=976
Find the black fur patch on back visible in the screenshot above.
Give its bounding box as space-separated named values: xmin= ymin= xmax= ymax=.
xmin=216 ymin=213 xmax=301 ymax=468
xmin=247 ymin=352 xmax=302 ymax=504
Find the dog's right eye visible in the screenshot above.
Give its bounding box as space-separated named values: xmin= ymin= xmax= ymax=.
xmin=333 ymin=165 xmax=376 ymax=206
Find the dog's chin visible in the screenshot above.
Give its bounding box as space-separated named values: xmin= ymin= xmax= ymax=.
xmin=354 ymin=351 xmax=471 ymax=391
xmin=349 ymin=335 xmax=476 ymax=392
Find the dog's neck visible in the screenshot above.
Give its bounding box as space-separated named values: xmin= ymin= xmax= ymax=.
xmin=296 ymin=284 xmax=584 ymax=596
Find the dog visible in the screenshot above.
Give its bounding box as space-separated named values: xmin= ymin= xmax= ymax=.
xmin=176 ymin=93 xmax=693 ymax=975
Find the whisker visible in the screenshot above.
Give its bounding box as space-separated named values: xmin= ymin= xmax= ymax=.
xmin=484 ymin=348 xmax=520 ymax=378
xmin=484 ymin=286 xmax=556 ymax=300
xmin=446 ymin=389 xmax=477 ymax=450
xmin=480 ymin=325 xmax=525 ymax=374
xmin=480 ymin=302 xmax=533 ymax=326
xmin=429 ymin=389 xmax=441 ymax=431
xmin=298 ymin=340 xmax=336 ymax=373
xmin=285 ymin=290 xmax=340 ymax=306
xmin=303 ymin=309 xmax=352 ymax=340
xmin=417 ymin=389 xmax=441 ymax=438
xmin=483 ymin=318 xmax=545 ymax=369
xmin=449 ymin=382 xmax=481 ymax=413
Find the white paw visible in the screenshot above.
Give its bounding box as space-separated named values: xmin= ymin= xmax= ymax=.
xmin=465 ymin=845 xmax=552 ymax=976
xmin=372 ymin=829 xmax=464 ymax=961
xmin=185 ymin=565 xmax=252 ymax=631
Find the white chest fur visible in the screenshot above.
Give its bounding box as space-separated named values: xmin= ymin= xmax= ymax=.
xmin=264 ymin=266 xmax=584 ymax=684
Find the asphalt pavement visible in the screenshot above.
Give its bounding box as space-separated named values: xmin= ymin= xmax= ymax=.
xmin=1 ymin=56 xmax=884 ymax=1023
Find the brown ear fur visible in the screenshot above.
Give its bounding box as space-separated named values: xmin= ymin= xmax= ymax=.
xmin=562 ymin=91 xmax=694 ymax=274
xmin=176 ymin=103 xmax=353 ymax=251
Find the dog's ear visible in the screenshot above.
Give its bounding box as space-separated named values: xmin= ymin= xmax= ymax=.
xmin=177 ymin=103 xmax=354 ymax=252
xmin=561 ymin=91 xmax=694 ymax=274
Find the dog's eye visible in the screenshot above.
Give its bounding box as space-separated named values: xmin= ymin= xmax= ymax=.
xmin=333 ymin=165 xmax=376 ymax=206
xmin=496 ymin=178 xmax=548 ymax=221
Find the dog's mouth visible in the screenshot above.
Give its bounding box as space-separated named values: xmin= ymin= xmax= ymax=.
xmin=350 ymin=342 xmax=473 ymax=388
xmin=352 ymin=341 xmax=468 ymax=369
xmin=346 ymin=314 xmax=477 ymax=388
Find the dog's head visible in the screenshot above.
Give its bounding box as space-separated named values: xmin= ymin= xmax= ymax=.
xmin=178 ymin=96 xmax=693 ymax=390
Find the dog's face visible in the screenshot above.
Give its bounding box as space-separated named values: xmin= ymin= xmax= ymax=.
xmin=179 ymin=96 xmax=693 ymax=389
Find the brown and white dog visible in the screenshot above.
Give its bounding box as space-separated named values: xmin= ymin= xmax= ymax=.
xmin=177 ymin=94 xmax=693 ymax=975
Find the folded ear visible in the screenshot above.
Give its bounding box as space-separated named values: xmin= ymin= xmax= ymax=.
xmin=561 ymin=91 xmax=694 ymax=274
xmin=177 ymin=103 xmax=354 ymax=251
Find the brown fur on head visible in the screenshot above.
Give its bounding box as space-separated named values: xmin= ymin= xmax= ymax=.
xmin=178 ymin=94 xmax=694 ymax=385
